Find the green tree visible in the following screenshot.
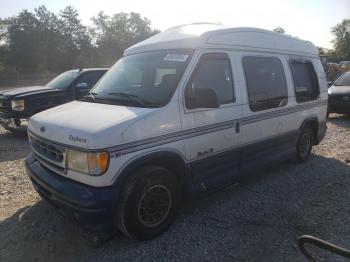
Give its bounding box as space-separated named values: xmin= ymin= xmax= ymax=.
xmin=7 ymin=10 xmax=40 ymax=73
xmin=0 ymin=18 xmax=9 ymax=74
xmin=0 ymin=6 xmax=159 ymax=75
xmin=331 ymin=19 xmax=350 ymax=59
xmin=58 ymin=6 xmax=96 ymax=70
xmin=91 ymin=12 xmax=159 ymax=66
xmin=34 ymin=5 xmax=61 ymax=72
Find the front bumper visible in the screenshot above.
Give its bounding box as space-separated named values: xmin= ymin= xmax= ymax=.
xmin=0 ymin=115 xmax=28 ymax=130
xmin=0 ymin=107 xmax=29 ymax=130
xmin=328 ymin=95 xmax=350 ymax=113
xmin=25 ymin=154 xmax=119 ymax=232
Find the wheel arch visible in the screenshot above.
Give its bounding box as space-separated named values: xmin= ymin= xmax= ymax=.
xmin=298 ymin=117 xmax=320 ymax=145
xmin=113 ymin=149 xmax=192 ymax=197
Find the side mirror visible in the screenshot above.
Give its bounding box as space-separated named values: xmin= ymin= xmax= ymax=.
xmin=187 ymin=88 xmax=219 ymax=109
xmin=76 ymin=82 xmax=88 ymax=89
xmin=327 ymin=81 xmax=333 ymax=88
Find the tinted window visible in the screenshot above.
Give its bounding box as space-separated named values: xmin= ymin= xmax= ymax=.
xmin=290 ymin=60 xmax=319 ymax=102
xmin=46 ymin=70 xmax=79 ymax=89
xmin=186 ymin=53 xmax=234 ymax=108
xmin=334 ymin=71 xmax=350 ymax=86
xmin=243 ymin=56 xmax=288 ymax=112
xmin=76 ymin=71 xmax=106 ymax=89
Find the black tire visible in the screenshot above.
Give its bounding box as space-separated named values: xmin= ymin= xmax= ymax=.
xmin=116 ymin=165 xmax=181 ymax=240
xmin=296 ymin=126 xmax=314 ymax=163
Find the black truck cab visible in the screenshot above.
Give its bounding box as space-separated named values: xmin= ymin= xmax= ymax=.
xmin=0 ymin=68 xmax=107 ymax=132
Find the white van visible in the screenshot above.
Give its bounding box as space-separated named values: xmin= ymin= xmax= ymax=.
xmin=25 ymin=24 xmax=327 ymax=240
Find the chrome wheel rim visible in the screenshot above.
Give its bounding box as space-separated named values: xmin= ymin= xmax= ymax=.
xmin=138 ymin=185 xmax=172 ymax=228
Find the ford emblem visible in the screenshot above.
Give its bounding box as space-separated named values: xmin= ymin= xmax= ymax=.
xmin=40 ymin=126 xmax=45 ymax=132
xmin=343 ymin=96 xmax=350 ymax=101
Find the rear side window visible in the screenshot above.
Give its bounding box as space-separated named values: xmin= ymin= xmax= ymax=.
xmin=290 ymin=60 xmax=319 ymax=103
xmin=243 ymin=56 xmax=288 ymax=112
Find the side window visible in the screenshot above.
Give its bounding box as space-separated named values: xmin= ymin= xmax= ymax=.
xmin=76 ymin=71 xmax=105 ymax=89
xmin=243 ymin=56 xmax=288 ymax=112
xmin=186 ymin=53 xmax=235 ymax=108
xmin=290 ymin=60 xmax=319 ymax=103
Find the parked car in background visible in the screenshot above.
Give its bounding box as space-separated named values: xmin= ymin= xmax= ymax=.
xmin=339 ymin=61 xmax=350 ymax=68
xmin=25 ymin=24 xmax=327 ymax=240
xmin=0 ymin=68 xmax=108 ymax=132
xmin=328 ymin=71 xmax=350 ymax=116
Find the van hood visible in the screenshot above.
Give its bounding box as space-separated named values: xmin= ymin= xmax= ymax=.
xmin=28 ymin=101 xmax=155 ymax=149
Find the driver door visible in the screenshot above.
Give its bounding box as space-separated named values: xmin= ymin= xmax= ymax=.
xmin=181 ymin=51 xmax=242 ymax=192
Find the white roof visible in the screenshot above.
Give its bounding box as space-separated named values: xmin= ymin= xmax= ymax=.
xmin=124 ymin=23 xmax=318 ymax=57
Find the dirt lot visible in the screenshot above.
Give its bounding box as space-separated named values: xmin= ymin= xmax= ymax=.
xmin=0 ymin=115 xmax=350 ymax=262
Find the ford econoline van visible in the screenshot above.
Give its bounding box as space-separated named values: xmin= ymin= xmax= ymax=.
xmin=25 ymin=24 xmax=327 ymax=240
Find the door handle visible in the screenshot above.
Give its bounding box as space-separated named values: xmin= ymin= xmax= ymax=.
xmin=235 ymin=121 xmax=240 ymax=133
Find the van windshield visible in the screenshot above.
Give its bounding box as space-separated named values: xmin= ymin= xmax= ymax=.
xmin=87 ymin=50 xmax=193 ymax=107
xmin=46 ymin=70 xmax=79 ymax=89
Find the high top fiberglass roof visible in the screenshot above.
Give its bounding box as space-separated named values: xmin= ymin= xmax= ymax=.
xmin=124 ymin=23 xmax=318 ymax=57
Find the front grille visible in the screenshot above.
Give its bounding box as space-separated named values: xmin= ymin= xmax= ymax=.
xmin=330 ymin=94 xmax=350 ymax=102
xmin=0 ymin=97 xmax=10 ymax=113
xmin=29 ymin=134 xmax=67 ymax=172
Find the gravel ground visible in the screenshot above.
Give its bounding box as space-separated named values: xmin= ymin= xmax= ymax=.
xmin=0 ymin=114 xmax=349 ymax=262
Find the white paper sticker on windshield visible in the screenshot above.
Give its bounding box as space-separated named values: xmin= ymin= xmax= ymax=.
xmin=164 ymin=54 xmax=189 ymax=62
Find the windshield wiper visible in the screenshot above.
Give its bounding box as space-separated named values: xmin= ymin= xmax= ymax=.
xmin=107 ymin=92 xmax=145 ymax=106
xmin=89 ymin=91 xmax=99 ymax=99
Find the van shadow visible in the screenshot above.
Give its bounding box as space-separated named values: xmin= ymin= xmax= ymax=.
xmin=327 ymin=113 xmax=350 ymax=128
xmin=180 ymin=154 xmax=350 ymax=260
xmin=0 ymin=129 xmax=30 ymax=162
xmin=0 ymin=201 xmax=95 ymax=262
xmin=1 ymin=155 xmax=350 ymax=262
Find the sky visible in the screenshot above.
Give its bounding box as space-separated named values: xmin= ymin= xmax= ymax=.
xmin=0 ymin=0 xmax=349 ymax=48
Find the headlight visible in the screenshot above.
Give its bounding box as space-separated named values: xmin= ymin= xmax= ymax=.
xmin=11 ymin=100 xmax=25 ymax=111
xmin=67 ymin=149 xmax=109 ymax=176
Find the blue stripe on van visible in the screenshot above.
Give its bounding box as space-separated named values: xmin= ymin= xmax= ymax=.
xmin=110 ymin=99 xmax=327 ymax=155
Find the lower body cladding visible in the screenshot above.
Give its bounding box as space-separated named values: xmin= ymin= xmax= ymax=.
xmin=25 ymin=121 xmax=327 ymax=235
xmin=25 ymin=154 xmax=118 ymax=232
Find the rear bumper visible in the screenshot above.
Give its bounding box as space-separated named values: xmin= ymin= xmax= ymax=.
xmin=25 ymin=154 xmax=118 ymax=232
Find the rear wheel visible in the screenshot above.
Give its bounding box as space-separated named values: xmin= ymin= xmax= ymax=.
xmin=296 ymin=126 xmax=314 ymax=163
xmin=116 ymin=165 xmax=181 ymax=240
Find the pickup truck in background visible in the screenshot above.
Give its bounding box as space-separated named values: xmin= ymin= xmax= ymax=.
xmin=0 ymin=68 xmax=107 ymax=133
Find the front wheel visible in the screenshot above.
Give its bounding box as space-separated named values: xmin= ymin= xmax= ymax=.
xmin=115 ymin=165 xmax=181 ymax=240
xmin=296 ymin=126 xmax=314 ymax=163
